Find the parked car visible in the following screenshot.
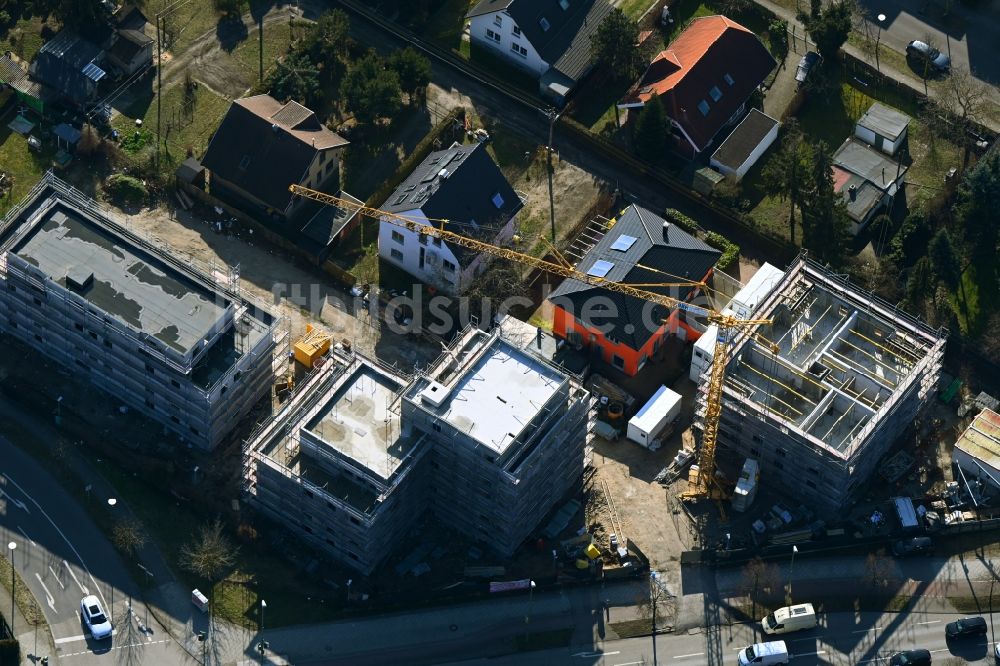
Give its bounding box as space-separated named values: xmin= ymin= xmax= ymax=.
xmin=892 ymin=536 xmax=934 ymax=557
xmin=79 ymin=595 xmax=113 ymax=640
xmin=945 ymin=615 xmax=987 ymax=639
xmin=906 ymin=40 xmax=951 ymax=73
xmin=889 ymin=649 xmax=931 ymax=665
xmin=761 ymin=603 xmax=817 ymax=635
xmin=795 ymin=51 xmax=822 ymax=87
xmin=738 ymin=641 xmax=789 ymax=665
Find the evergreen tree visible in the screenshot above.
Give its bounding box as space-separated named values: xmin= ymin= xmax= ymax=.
xmin=339 ymin=50 xmax=402 ymax=125
xmin=632 ymin=93 xmax=667 ymax=162
xmin=800 ymin=141 xmax=850 ymax=264
xmin=956 ymin=149 xmax=1000 ymax=264
xmin=591 ymin=8 xmax=642 ymax=80
xmin=928 ymin=228 xmax=961 ymax=288
xmin=388 ymin=47 xmax=432 ymax=96
xmin=761 ymin=120 xmax=812 ymax=244
xmin=807 ymin=1 xmax=852 ymax=61
xmin=267 ymin=51 xmax=322 ymax=108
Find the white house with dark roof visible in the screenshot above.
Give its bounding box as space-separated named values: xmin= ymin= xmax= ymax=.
xmin=378 ymin=142 xmax=523 ymax=295
xmin=466 ymin=0 xmax=613 ymax=102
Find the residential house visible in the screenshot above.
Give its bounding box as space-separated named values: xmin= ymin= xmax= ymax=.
xmin=106 ymin=28 xmax=153 ymax=76
xmin=30 ymin=31 xmax=107 ymax=105
xmin=617 ymin=16 xmax=775 ymax=157
xmin=831 ymin=137 xmax=908 ymax=234
xmin=0 ymin=52 xmax=52 ymax=115
xmin=114 ymin=3 xmax=149 ymax=32
xmin=378 ymin=141 xmax=523 ymax=295
xmin=549 ymin=204 xmax=720 ymax=376
xmin=202 ymin=95 xmax=350 ymax=225
xmin=466 ymin=0 xmax=613 ymax=103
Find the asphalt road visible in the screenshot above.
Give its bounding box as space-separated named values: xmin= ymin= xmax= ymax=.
xmin=444 ymin=609 xmax=1000 ymax=665
xmin=0 ymin=435 xmax=191 ymax=665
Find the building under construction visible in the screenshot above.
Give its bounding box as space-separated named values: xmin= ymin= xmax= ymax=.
xmin=0 ymin=175 xmax=284 ymax=449
xmin=697 ymin=257 xmax=947 ymax=510
xmin=244 ymin=327 xmax=591 ymax=574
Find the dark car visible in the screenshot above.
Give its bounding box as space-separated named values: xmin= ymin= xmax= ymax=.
xmin=795 ymin=51 xmax=822 ymax=87
xmin=945 ymin=615 xmax=987 ymax=639
xmin=892 ymin=536 xmax=934 ymax=557
xmin=906 ymin=40 xmax=951 ymax=73
xmin=889 ymin=649 xmax=931 ymax=666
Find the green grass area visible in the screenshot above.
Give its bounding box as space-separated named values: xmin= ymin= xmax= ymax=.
xmin=0 ymin=542 xmax=46 ymax=626
xmin=0 ymin=16 xmax=50 ymax=62
xmin=111 ymin=80 xmax=231 ymax=172
xmin=425 ymin=0 xmax=474 ymax=50
xmin=147 ymin=0 xmax=221 ymax=55
xmin=230 ymin=18 xmax=294 ymax=83
xmin=486 ymin=123 xmax=538 ymax=183
xmin=0 ymin=113 xmax=56 ymax=218
xmin=610 ymin=618 xmax=656 ymax=638
xmin=619 ymin=0 xmax=657 ymax=21
xmin=954 ymin=258 xmax=998 ymax=336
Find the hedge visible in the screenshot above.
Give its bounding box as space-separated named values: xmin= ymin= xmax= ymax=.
xmin=662 ymin=208 xmax=701 ymax=235
xmin=705 ymin=231 xmax=740 ymax=270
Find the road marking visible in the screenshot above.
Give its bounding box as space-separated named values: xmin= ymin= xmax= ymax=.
xmin=916 ymin=620 xmax=941 ymax=625
xmin=58 ymin=637 xmax=168 ymax=658
xmin=794 ymin=651 xmax=826 ymax=657
xmin=852 ymin=626 xmax=881 ymax=633
xmin=3 ymin=473 xmax=109 ymax=610
xmin=47 ymin=565 xmax=66 ymax=590
xmin=673 ymin=652 xmax=705 ymax=659
xmin=17 ymin=525 xmax=36 ymax=547
xmin=572 ymin=651 xmax=620 ymax=658
xmin=0 ymin=486 xmax=30 ymax=513
xmin=64 ymin=560 xmax=90 ymax=595
xmin=614 ymin=662 xmax=644 ymax=666
xmin=54 ymin=629 xmax=118 ymax=645
xmin=34 ymin=573 xmax=56 ymax=612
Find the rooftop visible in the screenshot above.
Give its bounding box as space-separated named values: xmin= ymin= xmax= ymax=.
xmin=832 ymin=138 xmax=908 ymax=224
xmin=724 ymin=258 xmax=945 ymax=456
xmin=413 ymin=331 xmax=566 ymax=454
xmin=955 ymin=408 xmax=1000 ymax=470
xmin=9 ymin=204 xmax=229 ymax=355
xmin=711 ymin=109 xmax=779 ymax=170
xmin=303 ymin=363 xmax=413 ymax=481
xmin=857 ymin=102 xmax=910 ymax=140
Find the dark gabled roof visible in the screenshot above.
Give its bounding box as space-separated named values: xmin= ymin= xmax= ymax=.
xmin=621 ymin=16 xmax=775 ymax=152
xmin=201 ymin=95 xmax=348 ymax=213
xmin=711 ymin=109 xmax=778 ymax=170
xmin=298 ymin=190 xmax=363 ymax=252
xmin=468 ymin=0 xmax=613 ymax=82
xmin=381 ymin=142 xmax=523 ymax=263
xmin=114 ymin=3 xmax=148 ymax=31
xmin=108 ymin=28 xmax=152 ymax=64
xmin=31 ymin=30 xmax=106 ymax=102
xmin=549 ymin=204 xmax=720 ymax=350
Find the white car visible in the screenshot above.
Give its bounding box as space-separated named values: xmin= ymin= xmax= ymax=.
xmin=80 ymin=595 xmax=113 ymax=640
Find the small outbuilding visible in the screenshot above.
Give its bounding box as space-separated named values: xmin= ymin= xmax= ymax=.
xmin=953 ymin=408 xmax=1000 ymax=492
xmin=710 ymin=109 xmax=780 ymax=180
xmin=627 ymin=385 xmax=682 ymax=448
xmin=854 ymin=102 xmax=910 ymax=156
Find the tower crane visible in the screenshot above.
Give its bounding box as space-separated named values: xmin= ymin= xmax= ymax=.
xmin=288 ymin=184 xmax=772 ymax=508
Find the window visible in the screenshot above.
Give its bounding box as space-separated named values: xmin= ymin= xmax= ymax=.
xmin=539 ymin=17 xmax=550 ymax=31
xmin=189 ymin=426 xmax=200 ymax=436
xmin=493 ymin=14 xmax=502 ymax=27
xmin=612 ymin=354 xmax=625 ymax=370
xmin=510 ymin=43 xmax=527 ymax=57
xmin=418 ymin=234 xmax=428 ymax=245
xmin=74 ymin=322 xmax=84 ymax=332
xmin=752 ymin=434 xmax=763 ymax=443
xmin=697 ymin=100 xmax=710 ymax=116
xmin=750 ymin=447 xmax=761 ymax=457
xmin=443 ymin=259 xmax=456 ymax=272
xmin=559 ymin=0 xmax=570 ymax=9
xmin=390 ymin=248 xmax=404 ymax=261
xmin=33 ymin=297 xmax=41 ymax=306
xmin=171 ymin=379 xmax=180 ymax=388
xmin=319 ymin=151 xmax=326 ymax=165
xmin=709 ymin=85 xmax=722 ymax=101
xmin=145 ymin=398 xmax=154 ymax=408
xmin=512 ymin=25 xmax=521 ymax=37
xmin=776 ymin=448 xmax=787 ymax=457
xmin=724 ymin=73 xmax=735 ymax=86
xmin=391 ymin=230 xmax=405 ymax=244
xmin=432 ymin=237 xmax=442 ymax=248
xmin=103 ymin=340 xmax=112 ymax=349
xmin=485 ymin=28 xmax=500 ymax=42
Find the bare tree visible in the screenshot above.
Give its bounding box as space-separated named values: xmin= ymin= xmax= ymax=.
xmin=865 ymin=548 xmax=894 ymax=588
xmin=635 ymin=572 xmax=675 ymax=666
xmin=936 ymin=67 xmax=989 ymax=169
xmin=180 ymin=517 xmax=238 ymax=654
xmin=741 ymin=557 xmax=782 ymax=616
xmin=111 ymin=517 xmax=148 ymax=559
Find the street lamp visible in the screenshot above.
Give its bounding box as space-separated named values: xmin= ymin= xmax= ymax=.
xmin=257 ymin=599 xmax=268 ymax=664
xmin=788 ymin=545 xmax=799 ymax=604
xmin=875 ymin=13 xmax=887 ymax=73
xmin=7 ymin=542 xmax=15 ymax=638
xmin=523 ymin=580 xmax=536 ymax=642
xmin=107 ymin=498 xmax=117 ymax=623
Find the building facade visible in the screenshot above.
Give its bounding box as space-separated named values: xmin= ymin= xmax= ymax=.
xmin=245 ymin=327 xmax=591 ymax=574
xmin=0 ymin=175 xmax=283 ymax=449
xmin=696 ymin=256 xmax=947 ymax=510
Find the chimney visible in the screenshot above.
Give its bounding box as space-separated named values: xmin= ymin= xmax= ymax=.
xmin=662 ymin=220 xmax=671 ymax=238
xmin=848 ymin=184 xmax=857 ymax=201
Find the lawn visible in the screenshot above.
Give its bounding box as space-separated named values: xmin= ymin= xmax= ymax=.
xmin=146 ymin=0 xmax=222 ymax=56
xmin=0 ymin=109 xmax=57 ymax=218
xmin=111 ymin=79 xmax=231 ymax=172
xmin=619 ymin=0 xmax=658 ymax=21
xmin=230 ymin=18 xmax=296 ymax=84
xmin=0 ymin=16 xmax=50 ymax=62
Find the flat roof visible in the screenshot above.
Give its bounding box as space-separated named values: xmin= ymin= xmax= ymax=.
xmin=955 ymin=408 xmax=1000 ymax=471
xmin=304 ymin=364 xmax=412 ymax=481
xmin=711 ymin=109 xmax=779 ymax=169
xmin=857 ymin=102 xmax=910 ymax=140
xmin=11 ymin=205 xmax=228 ymax=354
xmin=429 ymin=338 xmax=565 ymax=454
xmin=630 ymin=385 xmax=681 ymax=433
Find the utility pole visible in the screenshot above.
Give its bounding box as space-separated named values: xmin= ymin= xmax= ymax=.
xmin=156 ymin=13 xmax=162 ymax=171
xmin=545 ymin=108 xmax=559 ymax=242
xmin=7 ymin=542 xmax=15 ymax=639
xmin=258 ymin=14 xmax=264 ymax=86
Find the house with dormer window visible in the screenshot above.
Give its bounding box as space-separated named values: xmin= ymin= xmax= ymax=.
xmin=466 ymin=0 xmax=613 ymax=103
xmin=617 ymin=16 xmax=775 ymax=157
xmin=378 ymin=142 xmax=523 ymax=295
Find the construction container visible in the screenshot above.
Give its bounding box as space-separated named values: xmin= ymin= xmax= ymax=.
xmin=627 ymin=385 xmax=682 ymax=448
xmin=731 ymin=458 xmax=760 ymax=512
xmin=293 ymin=324 xmax=332 ymax=367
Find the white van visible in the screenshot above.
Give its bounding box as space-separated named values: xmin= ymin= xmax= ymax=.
xmin=761 ymin=603 xmax=817 ymax=635
xmin=738 ymin=641 xmax=789 ymax=665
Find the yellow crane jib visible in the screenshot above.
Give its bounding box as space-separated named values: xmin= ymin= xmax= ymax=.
xmin=288 ymin=184 xmax=774 ymax=508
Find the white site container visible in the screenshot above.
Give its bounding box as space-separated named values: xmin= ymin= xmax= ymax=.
xmin=627 ymin=385 xmax=682 ymax=448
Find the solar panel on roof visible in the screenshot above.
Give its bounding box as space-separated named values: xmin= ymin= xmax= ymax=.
xmin=587 ymin=260 xmax=614 ymax=278
xmin=610 ymin=235 xmax=637 ymax=252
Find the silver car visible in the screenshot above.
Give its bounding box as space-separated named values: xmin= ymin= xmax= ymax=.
xmin=906 ymin=40 xmax=950 ymax=72
xmin=80 ymin=595 xmax=113 ymax=640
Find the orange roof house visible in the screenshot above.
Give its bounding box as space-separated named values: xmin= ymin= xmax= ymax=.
xmin=618 ymin=16 xmax=775 ymax=156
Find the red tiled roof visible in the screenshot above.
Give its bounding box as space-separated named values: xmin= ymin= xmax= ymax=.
xmin=621 ymin=15 xmax=775 ymax=152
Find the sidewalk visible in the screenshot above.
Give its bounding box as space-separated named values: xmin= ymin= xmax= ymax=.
xmin=0 ymin=569 xmax=56 ymax=665
xmin=755 ymin=0 xmax=1000 ymax=133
